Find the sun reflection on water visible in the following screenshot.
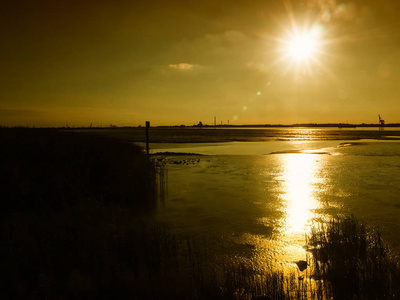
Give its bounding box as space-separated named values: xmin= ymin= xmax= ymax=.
xmin=281 ymin=154 xmax=320 ymax=234
xmin=242 ymin=152 xmax=326 ymax=273
xmin=269 ymin=153 xmax=324 ymax=266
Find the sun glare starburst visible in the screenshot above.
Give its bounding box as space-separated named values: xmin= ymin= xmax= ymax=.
xmin=266 ymin=7 xmax=341 ymax=80
xmin=269 ymin=22 xmax=329 ymax=78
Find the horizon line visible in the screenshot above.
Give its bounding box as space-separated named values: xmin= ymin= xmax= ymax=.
xmin=2 ymin=122 xmax=400 ymax=129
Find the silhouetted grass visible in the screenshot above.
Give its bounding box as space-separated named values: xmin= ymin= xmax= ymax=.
xmin=307 ymin=215 xmax=400 ymax=299
xmin=0 ymin=128 xmax=160 ymax=297
xmin=0 ymin=128 xmax=156 ymax=214
xmin=2 ymin=201 xmax=312 ymax=299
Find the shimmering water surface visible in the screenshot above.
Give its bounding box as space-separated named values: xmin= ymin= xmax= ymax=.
xmin=147 ymin=133 xmax=400 ymax=270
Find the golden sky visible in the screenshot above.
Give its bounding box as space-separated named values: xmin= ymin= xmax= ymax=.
xmin=1 ymin=0 xmax=400 ymax=126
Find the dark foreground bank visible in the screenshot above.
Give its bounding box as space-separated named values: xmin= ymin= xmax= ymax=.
xmin=1 ymin=128 xmax=399 ymax=299
xmin=0 ymin=128 xmax=156 ymax=214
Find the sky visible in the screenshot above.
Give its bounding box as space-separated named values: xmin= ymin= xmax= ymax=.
xmin=1 ymin=0 xmax=400 ymax=127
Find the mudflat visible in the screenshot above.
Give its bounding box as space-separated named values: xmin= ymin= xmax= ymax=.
xmin=76 ymin=127 xmax=400 ymax=143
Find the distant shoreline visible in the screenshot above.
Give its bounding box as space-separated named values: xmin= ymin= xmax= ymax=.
xmin=3 ymin=123 xmax=400 ymax=129
xmin=3 ymin=126 xmax=400 ymax=143
xmin=72 ymin=126 xmax=400 ymax=144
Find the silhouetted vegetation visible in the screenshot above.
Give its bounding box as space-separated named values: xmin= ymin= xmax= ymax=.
xmin=308 ymin=215 xmax=400 ymax=299
xmin=0 ymin=128 xmax=156 ymax=214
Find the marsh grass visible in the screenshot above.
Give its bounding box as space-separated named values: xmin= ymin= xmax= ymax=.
xmin=2 ymin=200 xmax=201 ymax=298
xmin=0 ymin=128 xmax=156 ymax=214
xmin=307 ymin=215 xmax=400 ymax=299
xmin=1 ymin=204 xmax=316 ymax=299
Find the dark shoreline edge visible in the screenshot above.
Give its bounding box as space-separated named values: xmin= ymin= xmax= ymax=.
xmin=151 ymin=151 xmax=204 ymax=156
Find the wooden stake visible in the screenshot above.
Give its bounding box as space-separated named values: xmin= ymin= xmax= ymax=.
xmin=145 ymin=121 xmax=150 ymax=155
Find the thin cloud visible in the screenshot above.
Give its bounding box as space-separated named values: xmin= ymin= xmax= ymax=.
xmin=169 ymin=63 xmax=194 ymax=70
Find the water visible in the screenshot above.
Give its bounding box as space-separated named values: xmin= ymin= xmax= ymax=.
xmin=149 ymin=134 xmax=400 ymax=270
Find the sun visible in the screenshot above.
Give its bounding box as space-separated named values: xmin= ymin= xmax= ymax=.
xmin=287 ymin=33 xmax=318 ymax=61
xmin=279 ymin=25 xmax=323 ymax=66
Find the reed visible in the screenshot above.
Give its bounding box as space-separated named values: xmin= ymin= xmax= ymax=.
xmin=307 ymin=215 xmax=400 ymax=299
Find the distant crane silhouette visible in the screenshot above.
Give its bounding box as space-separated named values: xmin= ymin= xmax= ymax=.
xmin=378 ymin=114 xmax=385 ymax=126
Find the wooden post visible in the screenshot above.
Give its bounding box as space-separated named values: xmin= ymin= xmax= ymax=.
xmin=145 ymin=121 xmax=150 ymax=155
